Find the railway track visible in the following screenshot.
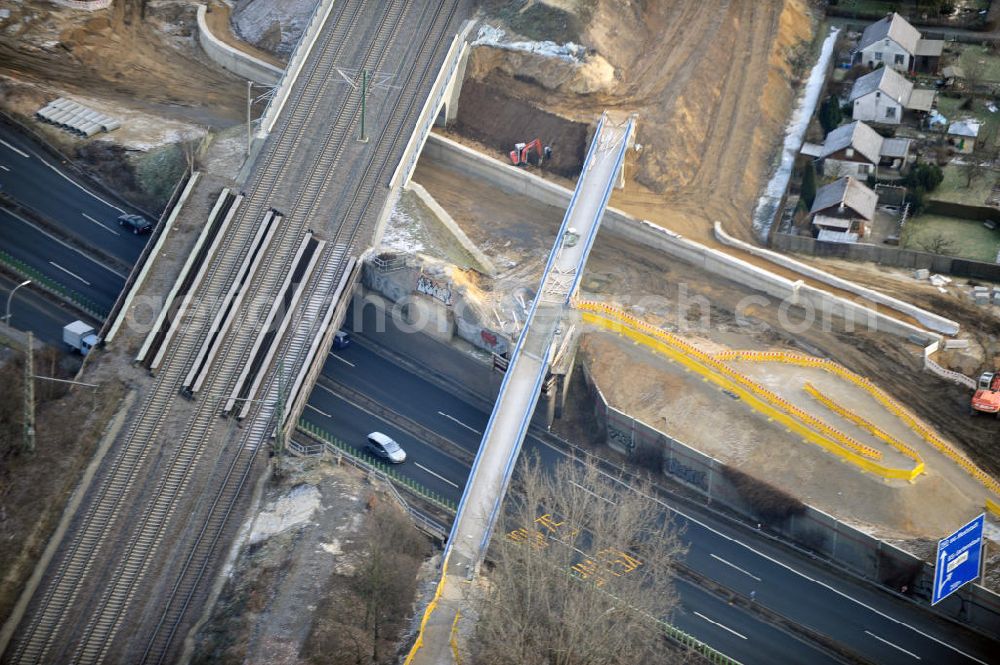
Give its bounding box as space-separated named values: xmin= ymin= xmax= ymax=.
xmin=137 ymin=1 xmax=464 ymax=662
xmin=6 ymin=1 xmax=469 ymax=663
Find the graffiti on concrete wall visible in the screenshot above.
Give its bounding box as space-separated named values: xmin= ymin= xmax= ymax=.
xmin=608 ymin=422 xmax=634 ymax=453
xmin=416 ymin=273 xmax=453 ymax=306
xmin=666 ymin=457 xmax=708 ymax=491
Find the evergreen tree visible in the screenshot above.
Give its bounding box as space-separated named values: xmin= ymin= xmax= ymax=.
xmin=818 ymin=94 xmax=843 ymax=134
xmin=801 ymin=160 xmax=817 ymax=210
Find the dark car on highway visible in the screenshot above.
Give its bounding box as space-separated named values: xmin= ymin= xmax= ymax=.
xmin=117 ymin=213 xmax=153 ymax=234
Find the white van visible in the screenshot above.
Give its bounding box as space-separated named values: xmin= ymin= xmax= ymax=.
xmin=366 ymin=431 xmax=406 ymax=463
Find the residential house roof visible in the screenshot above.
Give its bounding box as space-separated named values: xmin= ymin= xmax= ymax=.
xmin=810 ymin=176 xmax=878 ymax=221
xmin=859 ymin=13 xmax=922 ymax=55
xmin=820 ymin=121 xmax=883 ymax=164
xmin=880 ymin=137 xmax=912 ymax=159
xmin=948 ymin=119 xmax=981 ymax=138
xmin=906 ymin=88 xmax=936 ymax=111
xmin=850 ymin=67 xmax=913 ymax=105
xmin=914 ymin=39 xmax=944 ymax=57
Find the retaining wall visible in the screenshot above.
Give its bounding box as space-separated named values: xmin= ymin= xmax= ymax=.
xmin=421 ymin=133 xmax=940 ymax=344
xmin=257 ymin=0 xmax=337 ymax=137
xmin=716 ymin=223 xmax=960 ymax=335
xmin=49 ymin=0 xmax=111 ymax=9
xmin=196 ymin=5 xmax=282 ymax=86
xmin=406 ymin=182 xmax=497 ymax=275
xmin=580 ymin=362 xmax=1000 ymax=636
xmin=771 ymin=232 xmax=1000 ymax=283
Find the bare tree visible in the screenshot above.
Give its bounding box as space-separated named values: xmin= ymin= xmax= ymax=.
xmin=472 ymin=456 xmax=688 ymax=665
xmin=960 ymin=124 xmax=998 ymax=188
xmin=354 ymin=501 xmax=429 ymax=663
xmin=917 ymin=232 xmax=957 ymax=255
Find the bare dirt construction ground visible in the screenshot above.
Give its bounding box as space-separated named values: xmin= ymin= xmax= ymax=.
xmin=0 ymin=0 xmax=244 ymax=127
xmin=411 ymin=154 xmax=1000 ymax=542
xmin=460 ymin=0 xmax=814 ymax=243
xmin=580 ymin=332 xmax=987 ymax=540
xmin=191 ymin=457 xmax=435 ymax=665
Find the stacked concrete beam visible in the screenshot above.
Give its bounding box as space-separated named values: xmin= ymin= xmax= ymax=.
xmin=35 ymin=98 xmax=120 ymax=138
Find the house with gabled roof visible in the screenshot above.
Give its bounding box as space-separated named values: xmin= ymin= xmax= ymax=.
xmin=856 ymin=13 xmax=943 ymax=73
xmin=810 ymin=176 xmax=878 ymax=241
xmin=849 ymin=67 xmax=935 ymax=125
xmin=813 ymin=121 xmax=912 ymax=178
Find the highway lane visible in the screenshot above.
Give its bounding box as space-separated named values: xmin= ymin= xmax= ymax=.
xmin=306 ymin=339 xmax=1000 ymax=664
xmin=305 ymin=344 xmax=839 ymax=664
xmin=0 ymin=273 xmax=92 ymax=346
xmin=0 ymin=123 xmax=147 ymax=264
xmin=0 ymin=207 xmax=125 ymax=315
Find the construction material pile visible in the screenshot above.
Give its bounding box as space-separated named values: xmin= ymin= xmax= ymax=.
xmin=35 ymin=98 xmax=121 ymax=138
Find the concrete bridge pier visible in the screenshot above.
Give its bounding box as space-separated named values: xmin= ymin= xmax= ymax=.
xmin=435 ymin=45 xmax=470 ymax=127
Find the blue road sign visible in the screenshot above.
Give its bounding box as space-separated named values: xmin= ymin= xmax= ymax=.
xmin=932 ymin=513 xmax=985 ymax=606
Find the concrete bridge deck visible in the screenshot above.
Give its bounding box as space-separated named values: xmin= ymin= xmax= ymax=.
xmin=447 ymin=113 xmax=635 ymax=576
xmin=408 ymin=113 xmax=635 ymax=665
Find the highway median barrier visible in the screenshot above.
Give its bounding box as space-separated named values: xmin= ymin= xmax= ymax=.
xmin=0 ymin=248 xmax=107 ymax=321
xmin=295 ymin=419 xmax=458 ymax=513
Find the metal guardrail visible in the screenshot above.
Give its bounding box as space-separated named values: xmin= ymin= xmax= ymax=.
xmin=99 ymin=169 xmax=192 ymax=340
xmin=293 ymin=420 xmax=454 ymax=533
xmin=0 ymin=248 xmax=106 ymax=320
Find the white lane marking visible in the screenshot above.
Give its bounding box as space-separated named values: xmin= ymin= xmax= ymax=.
xmin=710 ymin=553 xmax=762 ymax=582
xmin=0 ymin=139 xmax=29 ymax=158
xmin=82 ymin=212 xmax=120 ymax=236
xmin=530 ymin=438 xmax=986 ymax=665
xmin=49 ymin=261 xmax=91 ymax=286
xmin=328 ymin=352 xmax=355 ymax=367
xmin=0 ymin=165 xmax=10 ymax=172
xmin=306 ymin=403 xmax=331 ymax=418
xmin=569 ymin=480 xmax=616 ymax=505
xmin=1 ymin=135 xmax=126 ymax=213
xmin=414 ymin=462 xmax=459 ymax=489
xmin=865 ymin=631 xmax=921 ymax=660
xmin=437 ymin=411 xmax=481 ymax=434
xmin=1 ymin=207 xmax=127 ymax=278
xmin=693 ymin=612 xmax=747 ymax=640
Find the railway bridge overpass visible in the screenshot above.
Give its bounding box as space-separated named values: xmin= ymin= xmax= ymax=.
xmin=1 ymin=2 xmax=474 ymax=663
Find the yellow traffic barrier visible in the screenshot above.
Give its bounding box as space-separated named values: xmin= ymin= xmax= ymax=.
xmin=987 ymin=498 xmax=1000 ymax=519
xmin=716 ymin=348 xmax=1000 ymax=497
xmin=404 ymin=555 xmax=451 ymax=664
xmin=450 ymin=611 xmax=463 ymax=664
xmin=803 ymin=383 xmax=925 ymax=479
xmin=576 ymin=303 xmax=922 ymax=481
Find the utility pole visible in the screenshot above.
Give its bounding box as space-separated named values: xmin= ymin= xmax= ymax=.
xmin=246 ymin=79 xmax=253 ymax=157
xmin=23 ymin=332 xmax=35 ymax=454
xmin=358 ymin=68 xmax=369 ymax=143
xmin=273 ymin=360 xmax=286 ymax=456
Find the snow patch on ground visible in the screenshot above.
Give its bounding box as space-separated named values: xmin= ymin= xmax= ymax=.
xmin=231 ymin=0 xmax=318 ymax=56
xmin=473 ymin=24 xmax=586 ymax=63
xmin=249 ymin=484 xmax=321 ymax=544
xmin=319 ymin=538 xmax=342 ymax=555
xmin=382 ymin=193 xmax=426 ymax=254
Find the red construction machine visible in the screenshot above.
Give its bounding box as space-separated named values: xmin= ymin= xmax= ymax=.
xmin=971 ymin=371 xmax=1000 ymax=417
xmin=509 ymin=139 xmax=552 ymax=167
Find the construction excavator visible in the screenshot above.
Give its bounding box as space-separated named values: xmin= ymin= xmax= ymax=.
xmin=509 ymin=139 xmax=552 ymax=167
xmin=970 ymin=371 xmax=1000 ymax=417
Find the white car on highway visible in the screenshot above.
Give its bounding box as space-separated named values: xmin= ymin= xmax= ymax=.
xmin=366 ymin=431 xmax=406 ymax=464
